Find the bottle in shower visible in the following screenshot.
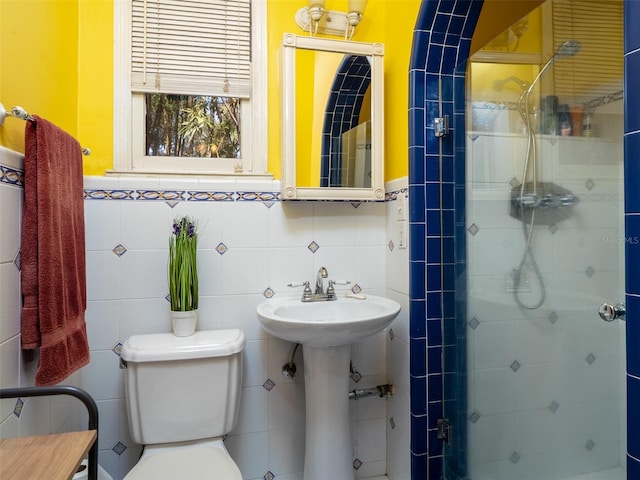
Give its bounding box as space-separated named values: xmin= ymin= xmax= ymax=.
xmin=559 ymin=104 xmax=572 ymax=136
xmin=541 ymin=95 xmax=559 ymax=135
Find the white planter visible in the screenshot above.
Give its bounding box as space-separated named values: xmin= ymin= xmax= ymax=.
xmin=170 ymin=309 xmax=198 ymax=337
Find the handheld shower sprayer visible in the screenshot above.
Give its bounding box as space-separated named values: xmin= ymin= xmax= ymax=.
xmin=512 ymin=39 xmax=582 ymax=310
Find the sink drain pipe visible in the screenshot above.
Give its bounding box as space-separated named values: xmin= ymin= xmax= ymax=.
xmin=349 ymin=383 xmax=394 ymax=400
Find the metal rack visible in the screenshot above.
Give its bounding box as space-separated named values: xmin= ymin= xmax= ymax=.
xmin=0 ymin=385 xmax=99 ymax=480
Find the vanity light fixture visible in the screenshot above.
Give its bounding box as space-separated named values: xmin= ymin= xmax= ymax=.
xmin=295 ymin=0 xmax=369 ymax=40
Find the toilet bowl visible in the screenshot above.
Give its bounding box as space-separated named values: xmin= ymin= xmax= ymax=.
xmin=123 ymin=439 xmax=241 ymax=479
xmin=120 ymin=329 xmax=246 ymax=480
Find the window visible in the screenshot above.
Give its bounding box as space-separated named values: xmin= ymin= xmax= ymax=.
xmin=113 ymin=0 xmax=267 ymax=175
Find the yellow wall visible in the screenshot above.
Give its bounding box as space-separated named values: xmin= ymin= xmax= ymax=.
xmin=0 ymin=0 xmax=422 ymax=181
xmin=0 ymin=0 xmax=79 ymax=153
xmin=470 ymin=0 xmax=545 ymax=55
xmin=77 ymin=0 xmax=113 ymax=175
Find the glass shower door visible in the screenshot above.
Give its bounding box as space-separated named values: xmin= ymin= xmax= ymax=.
xmin=448 ymin=2 xmax=626 ymax=478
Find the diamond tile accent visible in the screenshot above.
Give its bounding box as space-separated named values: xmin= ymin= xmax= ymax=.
xmin=263 ymin=201 xmax=275 ymax=208
xmin=263 ymin=379 xmax=275 ymax=391
xmin=586 ymin=439 xmax=595 ymax=451
xmin=548 ymin=311 xmax=559 ymax=324
xmin=585 ymin=266 xmax=595 ymax=277
xmin=350 ymin=370 xmax=362 ymax=383
xmin=549 ymin=224 xmax=558 ymax=234
xmin=509 ymin=177 xmax=520 ymax=188
xmin=166 ymin=200 xmax=179 ymax=208
xmin=112 ymin=342 xmax=123 ymax=356
xmin=467 ymin=223 xmax=479 ymax=235
xmin=469 ymin=411 xmax=481 ymax=423
xmin=13 ymin=398 xmax=24 ymax=418
xmin=388 ymin=240 xmax=395 ymax=251
xmin=586 ymin=178 xmax=595 ymax=191
xmin=112 ymin=442 xmax=127 ymax=455
xmin=112 ymin=244 xmax=127 ymax=257
xmin=388 ymin=329 xmax=395 ymax=340
xmin=353 ymin=458 xmax=363 ymax=470
xmin=307 ymin=241 xmax=320 ymax=253
xmin=389 ymin=417 xmax=396 ymax=429
xmin=216 ymin=242 xmax=228 ymax=255
xmin=13 ymin=250 xmax=20 ymax=270
xmin=263 ymin=471 xmax=275 ymax=480
xmin=468 ymin=317 xmax=480 ymax=329
xmin=510 ymin=360 xmax=521 ymax=372
xmin=586 ymin=353 xmax=596 ymax=365
xmin=351 ymin=284 xmax=362 ymax=294
xmin=510 ymin=452 xmax=520 ymax=464
xmin=351 ymin=202 xmax=362 ymax=209
xmin=263 ymin=287 xmax=275 ymax=298
xmin=470 ymin=134 xmax=479 ymax=142
xmin=549 ymin=401 xmax=559 ymax=413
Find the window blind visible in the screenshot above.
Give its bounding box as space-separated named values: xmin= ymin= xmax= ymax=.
xmin=131 ymin=0 xmax=251 ymax=98
xmin=551 ymin=0 xmax=623 ymax=103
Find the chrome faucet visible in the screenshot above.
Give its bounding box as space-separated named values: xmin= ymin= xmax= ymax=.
xmin=315 ymin=267 xmax=328 ymax=294
xmin=287 ymin=267 xmax=351 ymax=302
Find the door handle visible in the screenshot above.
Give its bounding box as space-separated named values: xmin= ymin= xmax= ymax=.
xmin=598 ymin=302 xmax=626 ymax=322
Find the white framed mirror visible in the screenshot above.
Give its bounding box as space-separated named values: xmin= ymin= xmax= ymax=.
xmin=280 ymin=34 xmax=385 ymax=201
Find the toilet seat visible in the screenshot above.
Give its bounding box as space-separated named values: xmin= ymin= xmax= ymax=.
xmin=123 ymin=446 xmax=242 ymax=480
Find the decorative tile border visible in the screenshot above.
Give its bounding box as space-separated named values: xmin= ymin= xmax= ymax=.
xmin=0 ymin=164 xmax=24 ymax=187
xmin=0 ymin=166 xmax=407 ymax=204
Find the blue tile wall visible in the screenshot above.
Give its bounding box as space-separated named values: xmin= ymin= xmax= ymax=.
xmin=411 ymin=2 xmax=638 ymax=479
xmin=627 ymin=2 xmax=640 ymax=475
xmin=408 ymin=1 xmax=483 ymax=478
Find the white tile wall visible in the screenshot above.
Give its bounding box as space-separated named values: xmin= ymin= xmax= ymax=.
xmin=0 ymin=159 xmax=410 ymax=479
xmin=0 ymin=147 xmax=84 ymax=444
xmin=78 ymin=175 xmax=411 ymax=480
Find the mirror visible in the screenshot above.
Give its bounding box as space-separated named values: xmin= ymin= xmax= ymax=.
xmin=280 ymin=34 xmax=385 ymax=200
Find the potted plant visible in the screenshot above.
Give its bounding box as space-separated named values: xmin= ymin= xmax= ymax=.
xmin=168 ymin=215 xmax=199 ymax=336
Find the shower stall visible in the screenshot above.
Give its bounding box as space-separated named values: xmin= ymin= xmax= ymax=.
xmin=451 ymin=1 xmax=626 ymax=479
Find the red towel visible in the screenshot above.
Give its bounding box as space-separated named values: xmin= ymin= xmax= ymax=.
xmin=21 ymin=116 xmax=90 ymax=386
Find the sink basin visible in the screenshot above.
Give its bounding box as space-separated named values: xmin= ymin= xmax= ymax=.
xmin=256 ymin=294 xmax=400 ymax=347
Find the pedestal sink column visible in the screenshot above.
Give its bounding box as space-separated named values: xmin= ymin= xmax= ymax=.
xmin=303 ymin=343 xmax=353 ymax=480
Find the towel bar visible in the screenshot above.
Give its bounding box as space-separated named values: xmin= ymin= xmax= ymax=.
xmin=0 ymin=103 xmax=91 ymax=155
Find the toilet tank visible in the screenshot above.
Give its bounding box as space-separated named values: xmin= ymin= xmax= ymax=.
xmin=121 ymin=329 xmax=245 ymax=445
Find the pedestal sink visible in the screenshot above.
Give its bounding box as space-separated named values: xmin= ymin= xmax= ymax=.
xmin=256 ymin=295 xmax=401 ymax=479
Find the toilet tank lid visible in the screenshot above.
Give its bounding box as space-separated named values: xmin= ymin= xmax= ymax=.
xmin=121 ymin=329 xmax=246 ymax=362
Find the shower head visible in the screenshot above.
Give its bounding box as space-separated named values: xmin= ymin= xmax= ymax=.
xmin=554 ymin=40 xmax=582 ymax=59
xmin=523 ymin=39 xmax=582 ymax=98
xmin=494 ymin=76 xmax=530 ymax=92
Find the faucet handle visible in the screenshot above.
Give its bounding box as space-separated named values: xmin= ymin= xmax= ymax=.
xmin=326 ymin=280 xmax=351 ymax=297
xmin=288 ymin=281 xmax=312 ymax=299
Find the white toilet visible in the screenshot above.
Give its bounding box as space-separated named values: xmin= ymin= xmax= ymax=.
xmin=120 ymin=329 xmax=246 ymax=480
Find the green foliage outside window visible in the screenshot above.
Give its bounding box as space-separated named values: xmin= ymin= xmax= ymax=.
xmin=145 ymin=94 xmax=240 ymax=158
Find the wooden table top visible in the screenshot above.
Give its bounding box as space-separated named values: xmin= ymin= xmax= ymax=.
xmin=0 ymin=430 xmax=96 ymax=480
